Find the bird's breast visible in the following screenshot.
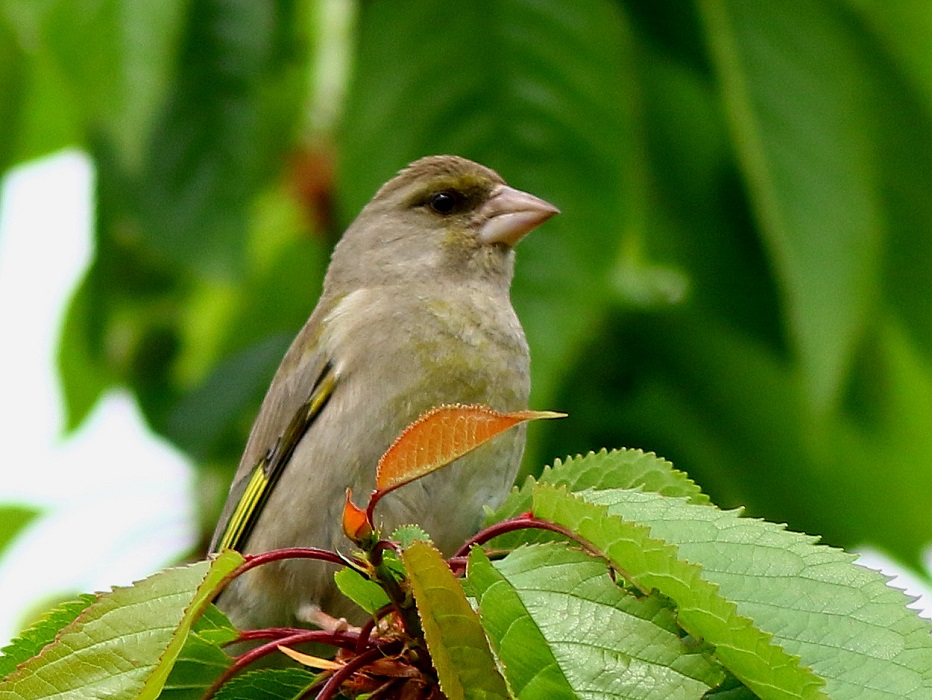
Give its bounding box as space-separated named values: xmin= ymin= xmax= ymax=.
xmin=320 ymin=283 xmax=529 ymax=480
xmin=325 ymin=285 xmax=528 ymax=397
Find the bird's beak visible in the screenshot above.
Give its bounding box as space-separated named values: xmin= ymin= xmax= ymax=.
xmin=478 ymin=184 xmax=559 ymax=247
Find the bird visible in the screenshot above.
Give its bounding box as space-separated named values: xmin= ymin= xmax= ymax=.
xmin=209 ymin=154 xmax=559 ymax=631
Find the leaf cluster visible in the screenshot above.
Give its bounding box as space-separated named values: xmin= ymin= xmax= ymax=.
xmin=2 ymin=411 xmax=930 ymax=698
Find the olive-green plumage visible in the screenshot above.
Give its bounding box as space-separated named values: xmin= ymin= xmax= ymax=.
xmin=210 ymin=155 xmax=558 ymax=629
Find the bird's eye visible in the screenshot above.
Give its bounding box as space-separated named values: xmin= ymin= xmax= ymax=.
xmin=429 ymin=190 xmax=460 ymax=215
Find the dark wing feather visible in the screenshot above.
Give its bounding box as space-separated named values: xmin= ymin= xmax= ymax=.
xmin=211 ymin=361 xmax=336 ymax=552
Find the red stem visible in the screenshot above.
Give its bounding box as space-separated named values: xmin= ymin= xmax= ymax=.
xmin=368 ymin=539 xmax=398 ymax=567
xmin=203 ymin=629 xmax=356 ymax=700
xmin=365 ymin=489 xmax=381 ymax=527
xmin=451 ymin=514 xmax=583 ymax=558
xmin=214 ymin=546 xmax=362 ymax=601
xmin=450 ymin=514 xmax=643 ymax=592
xmin=354 ymin=604 xmax=395 ymax=654
xmin=314 ymin=643 xmax=398 ymax=700
xmin=447 ymin=556 xmax=466 ymax=575
xmin=242 ymin=546 xmax=352 ymax=570
xmin=233 ymin=626 xmax=359 ymax=650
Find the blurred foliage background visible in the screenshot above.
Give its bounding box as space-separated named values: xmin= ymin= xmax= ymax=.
xmin=1 ymin=0 xmax=931 ymax=580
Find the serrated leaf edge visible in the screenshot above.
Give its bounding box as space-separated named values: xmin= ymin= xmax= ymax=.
xmin=532 ymin=484 xmax=828 ymax=700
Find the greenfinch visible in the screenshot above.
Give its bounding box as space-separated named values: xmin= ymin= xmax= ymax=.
xmin=210 ymin=155 xmax=558 ymax=629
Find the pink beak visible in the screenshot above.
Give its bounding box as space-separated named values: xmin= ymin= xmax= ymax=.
xmin=478 ymin=184 xmax=559 ymax=247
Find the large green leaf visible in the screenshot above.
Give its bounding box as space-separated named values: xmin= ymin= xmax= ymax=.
xmin=137 ymin=0 xmax=307 ymax=278
xmin=469 ymin=545 xmax=723 ymax=699
xmin=492 ymin=447 xmax=709 ymax=526
xmin=467 ymin=548 xmax=574 ymax=699
xmin=581 ymin=487 xmax=932 ymax=699
xmin=0 ymin=0 xmax=186 ymax=167
xmin=532 ymin=485 xmax=827 ymax=699
xmin=699 ymin=0 xmax=883 ymax=410
xmin=0 ymin=552 xmax=243 ymax=700
xmin=44 ymin=0 xmax=184 ymax=166
xmin=627 ymin=33 xmax=782 ymax=343
xmin=850 ymin=13 xmax=932 ymax=359
xmin=402 ymin=540 xmax=509 ymax=700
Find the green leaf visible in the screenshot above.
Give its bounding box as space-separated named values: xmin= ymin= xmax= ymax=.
xmin=158 ymin=605 xmax=238 ymax=700
xmin=630 ymin=40 xmax=780 ymax=337
xmin=583 ymin=487 xmax=932 ymax=699
xmin=137 ymin=0 xmax=306 ymax=278
xmin=0 ymin=595 xmax=95 ymax=680
xmin=402 ymin=540 xmax=509 ymax=700
xmin=468 ymin=545 xmax=722 ymax=699
xmin=466 ymin=548 xmax=573 ymax=699
xmin=0 ymin=505 xmax=38 ymax=559
xmin=844 ymin=1 xmax=932 ymax=359
xmin=187 ymin=603 xmax=238 ymax=647
xmin=35 ymin=0 xmax=185 ymax=164
xmin=698 ymin=0 xmax=883 ymax=410
xmin=391 ymin=524 xmax=433 ymax=548
xmin=212 ymin=668 xmax=318 ymax=700
xmin=532 ymin=485 xmax=826 ymax=699
xmin=0 ymin=552 xmax=243 ymax=699
xmin=492 ymin=448 xmax=708 ymax=524
xmin=157 ymin=634 xmax=231 ymax=700
xmin=846 ymin=0 xmax=932 ymax=119
xmin=165 ymin=334 xmax=290 ymax=460
xmin=56 ymin=276 xmax=114 ymax=431
xmin=849 ymin=14 xmax=932 ymax=360
xmin=0 ymin=18 xmax=26 ymax=174
xmin=333 ymin=567 xmax=390 ymax=616
xmin=0 ymin=4 xmax=83 ymax=163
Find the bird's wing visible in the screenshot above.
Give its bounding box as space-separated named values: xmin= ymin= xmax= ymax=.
xmin=211 ymin=359 xmax=337 ymax=553
xmin=209 ymin=298 xmax=342 ymax=553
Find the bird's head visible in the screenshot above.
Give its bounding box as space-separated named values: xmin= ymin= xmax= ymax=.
xmin=327 ymin=155 xmax=559 ymax=291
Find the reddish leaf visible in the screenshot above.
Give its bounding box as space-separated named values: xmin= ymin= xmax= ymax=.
xmin=342 ymin=488 xmax=372 ymax=542
xmin=375 ymin=404 xmax=565 ymax=494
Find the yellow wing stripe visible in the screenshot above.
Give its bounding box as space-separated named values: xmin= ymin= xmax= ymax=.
xmin=215 ymin=463 xmax=270 ymax=552
xmin=213 ymin=362 xmax=337 ymax=553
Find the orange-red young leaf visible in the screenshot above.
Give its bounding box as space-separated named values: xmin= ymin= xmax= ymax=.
xmin=375 ymin=404 xmax=565 ymax=494
xmin=342 ymin=488 xmax=372 ymax=542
